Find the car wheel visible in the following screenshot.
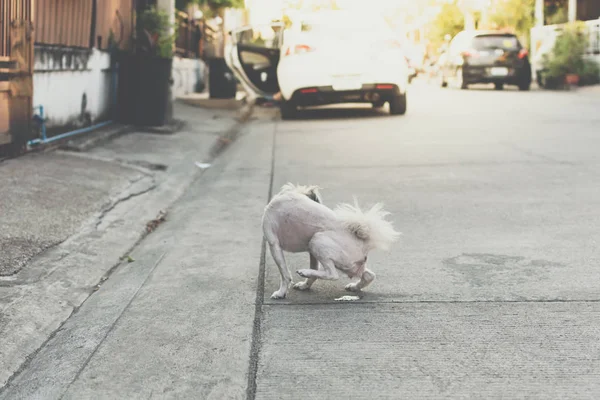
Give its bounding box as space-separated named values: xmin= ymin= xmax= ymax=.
xmin=441 ymin=77 xmax=448 ymax=88
xmin=280 ymin=100 xmax=297 ymax=120
xmin=494 ymin=82 xmax=504 ymax=90
xmin=389 ymin=92 xmax=407 ymax=116
xmin=518 ymin=81 xmax=531 ymax=91
xmin=372 ymin=100 xmax=385 ymax=109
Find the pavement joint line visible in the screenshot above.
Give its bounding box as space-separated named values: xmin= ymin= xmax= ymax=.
xmin=246 ymin=120 xmax=278 ymax=400
xmin=278 ymin=161 xmax=583 ymax=170
xmin=262 ymin=299 xmax=600 ymax=306
xmin=58 ymin=251 xmax=168 ymax=400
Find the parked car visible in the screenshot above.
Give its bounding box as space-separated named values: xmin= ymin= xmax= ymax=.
xmin=226 ymin=10 xmax=410 ymax=119
xmin=439 ymin=30 xmax=532 ymax=91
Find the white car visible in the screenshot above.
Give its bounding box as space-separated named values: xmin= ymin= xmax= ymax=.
xmin=226 ymin=10 xmax=410 ymax=119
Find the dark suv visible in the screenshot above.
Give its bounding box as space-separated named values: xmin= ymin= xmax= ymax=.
xmin=440 ymin=31 xmax=532 ymax=91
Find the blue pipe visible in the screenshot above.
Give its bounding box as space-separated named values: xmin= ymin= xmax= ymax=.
xmin=28 ymin=120 xmax=113 ymax=146
xmin=28 ymin=56 xmax=119 ymax=147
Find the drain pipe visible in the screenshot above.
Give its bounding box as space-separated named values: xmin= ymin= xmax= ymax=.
xmin=28 ymin=56 xmax=119 ymax=147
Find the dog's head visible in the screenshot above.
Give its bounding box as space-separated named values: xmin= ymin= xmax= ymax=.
xmin=279 ymin=183 xmax=323 ymax=204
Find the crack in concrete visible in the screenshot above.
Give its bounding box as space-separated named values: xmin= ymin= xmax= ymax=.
xmin=58 ymin=252 xmax=167 ymax=400
xmin=94 ymin=179 xmax=157 ymax=230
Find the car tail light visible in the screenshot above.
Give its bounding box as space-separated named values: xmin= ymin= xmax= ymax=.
xmin=285 ymin=44 xmax=314 ymax=56
xmin=518 ymin=48 xmax=529 ymax=59
xmin=461 ymin=49 xmax=478 ymax=58
xmin=300 ymin=88 xmax=318 ymax=94
xmin=376 ymin=84 xmax=395 ymax=90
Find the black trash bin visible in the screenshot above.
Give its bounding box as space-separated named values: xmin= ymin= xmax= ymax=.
xmin=208 ymin=57 xmax=237 ymax=99
xmin=116 ymin=52 xmax=173 ymax=127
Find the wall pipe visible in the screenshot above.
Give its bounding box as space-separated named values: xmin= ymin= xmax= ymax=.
xmin=28 ymin=53 xmax=119 ymax=147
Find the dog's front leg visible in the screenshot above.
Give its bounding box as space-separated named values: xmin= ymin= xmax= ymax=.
xmin=293 ymin=254 xmax=319 ymax=291
xmin=345 ymin=269 xmax=376 ymax=292
xmin=269 ymin=243 xmax=292 ymax=299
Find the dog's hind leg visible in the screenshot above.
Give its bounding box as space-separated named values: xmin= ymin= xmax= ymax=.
xmin=293 ymin=254 xmax=318 ymax=291
xmin=297 ymin=233 xmax=340 ymax=281
xmin=345 ymin=269 xmax=376 ymax=292
xmin=268 ymin=242 xmax=292 ymax=299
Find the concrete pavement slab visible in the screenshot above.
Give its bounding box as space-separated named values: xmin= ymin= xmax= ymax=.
xmin=0 ymin=116 xmax=275 ymax=399
xmin=0 ymin=152 xmax=141 ymax=276
xmin=0 ymin=103 xmax=246 ymax=390
xmin=265 ymin=163 xmax=600 ymax=304
xmin=255 ymin=302 xmax=600 ymax=399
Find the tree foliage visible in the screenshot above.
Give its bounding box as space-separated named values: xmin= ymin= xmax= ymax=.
xmin=427 ymin=1 xmax=464 ymax=51
xmin=488 ymin=0 xmax=535 ymax=46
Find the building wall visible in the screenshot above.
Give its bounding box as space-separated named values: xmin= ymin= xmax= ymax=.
xmin=34 ymin=46 xmax=207 ymax=131
xmin=172 ymin=56 xmax=207 ymax=99
xmin=33 ymin=46 xmax=114 ymax=132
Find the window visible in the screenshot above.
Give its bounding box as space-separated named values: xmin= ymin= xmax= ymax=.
xmin=472 ymin=35 xmax=520 ymax=50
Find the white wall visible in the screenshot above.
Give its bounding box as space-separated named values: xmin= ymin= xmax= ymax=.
xmin=172 ymin=56 xmax=207 ymax=99
xmin=33 ymin=47 xmax=114 ymax=130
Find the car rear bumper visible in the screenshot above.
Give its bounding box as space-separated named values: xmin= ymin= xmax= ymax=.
xmin=288 ymin=84 xmax=401 ymax=107
xmin=463 ymin=65 xmax=530 ymax=84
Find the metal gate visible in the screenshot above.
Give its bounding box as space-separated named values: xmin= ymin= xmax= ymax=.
xmin=0 ymin=0 xmax=34 ymax=155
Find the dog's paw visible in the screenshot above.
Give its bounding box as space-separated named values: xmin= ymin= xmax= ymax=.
xmin=296 ymin=269 xmax=311 ymax=278
xmin=270 ymin=290 xmax=287 ymax=299
xmin=293 ymin=281 xmax=311 ymax=291
xmin=344 ymin=282 xmax=361 ymax=292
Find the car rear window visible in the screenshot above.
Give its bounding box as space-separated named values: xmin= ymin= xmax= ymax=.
xmin=472 ymin=35 xmax=519 ymax=50
xmin=300 ymin=13 xmax=392 ymax=41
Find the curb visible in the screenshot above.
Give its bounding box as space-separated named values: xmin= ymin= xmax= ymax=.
xmin=209 ymin=99 xmax=255 ymax=159
xmin=179 ymin=92 xmax=247 ymax=111
xmin=60 ymin=124 xmax=134 ymax=152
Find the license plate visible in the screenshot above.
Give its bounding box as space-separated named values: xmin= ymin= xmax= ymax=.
xmin=332 ymin=75 xmax=362 ymax=91
xmin=490 ymin=67 xmax=508 ymax=76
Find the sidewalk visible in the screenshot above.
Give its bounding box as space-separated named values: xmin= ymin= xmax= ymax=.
xmin=0 ymin=105 xmax=276 ymax=399
xmin=0 ymin=101 xmax=252 ymax=390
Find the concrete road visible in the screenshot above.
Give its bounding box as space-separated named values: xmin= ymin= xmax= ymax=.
xmin=2 ymin=82 xmax=600 ymax=399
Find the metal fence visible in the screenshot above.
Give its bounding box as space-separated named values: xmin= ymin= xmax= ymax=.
xmin=35 ymin=0 xmax=93 ymax=48
xmin=175 ymin=10 xmax=209 ymax=58
xmin=1 ymin=0 xmax=34 ymax=58
xmin=34 ymin=0 xmax=133 ymax=50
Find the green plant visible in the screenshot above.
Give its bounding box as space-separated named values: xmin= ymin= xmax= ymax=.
xmin=427 ymin=1 xmax=465 ymax=52
xmin=488 ymin=0 xmax=535 ymax=46
xmin=546 ymin=7 xmax=567 ymax=25
xmin=137 ymin=6 xmax=177 ymax=58
xmin=542 ymin=21 xmax=600 ymax=86
xmin=176 ymin=0 xmax=244 ymax=11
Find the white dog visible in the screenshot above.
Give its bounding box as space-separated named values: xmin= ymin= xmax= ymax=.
xmin=262 ymin=183 xmax=400 ymax=299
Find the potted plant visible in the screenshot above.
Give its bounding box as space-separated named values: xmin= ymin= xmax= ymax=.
xmin=541 ymin=21 xmax=599 ymax=89
xmin=116 ymin=6 xmax=176 ymax=126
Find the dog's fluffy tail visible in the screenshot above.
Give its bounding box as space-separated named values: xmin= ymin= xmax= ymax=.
xmin=279 ymin=182 xmax=322 ymax=203
xmin=334 ymin=198 xmax=401 ymax=251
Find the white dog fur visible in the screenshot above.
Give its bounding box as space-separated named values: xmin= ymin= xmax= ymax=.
xmin=262 ymin=183 xmax=400 ymax=299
